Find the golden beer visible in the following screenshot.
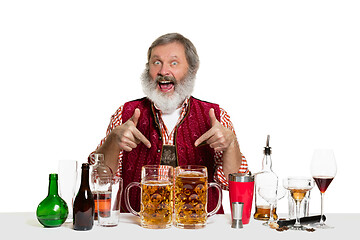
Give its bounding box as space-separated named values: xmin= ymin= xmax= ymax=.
xmin=140 ymin=180 xmax=173 ymax=228
xmin=174 ymin=171 xmax=208 ymax=228
xmin=124 ymin=165 xmax=174 ymax=229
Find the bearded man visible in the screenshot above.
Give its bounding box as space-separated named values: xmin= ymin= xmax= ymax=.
xmin=89 ymin=33 xmax=249 ymax=214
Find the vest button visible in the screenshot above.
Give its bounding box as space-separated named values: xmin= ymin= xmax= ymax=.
xmin=159 ymin=136 xmax=162 ymax=140
xmin=157 ymin=149 xmax=161 ymax=153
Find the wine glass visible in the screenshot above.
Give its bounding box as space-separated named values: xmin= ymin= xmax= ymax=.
xmin=283 ymin=177 xmax=314 ymax=231
xmin=58 ymin=160 xmax=78 ymax=222
xmin=258 ymin=182 xmax=285 ymax=226
xmin=310 ymin=149 xmax=337 ymax=229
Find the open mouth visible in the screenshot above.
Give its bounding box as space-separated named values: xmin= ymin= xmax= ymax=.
xmin=158 ymin=79 xmax=175 ymax=92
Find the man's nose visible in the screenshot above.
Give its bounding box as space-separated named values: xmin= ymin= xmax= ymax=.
xmin=159 ymin=64 xmax=170 ymax=76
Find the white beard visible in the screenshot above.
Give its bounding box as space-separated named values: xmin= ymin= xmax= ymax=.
xmin=141 ymin=70 xmax=196 ymax=114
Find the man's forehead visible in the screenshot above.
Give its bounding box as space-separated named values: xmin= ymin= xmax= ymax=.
xmin=150 ymin=42 xmax=186 ymax=58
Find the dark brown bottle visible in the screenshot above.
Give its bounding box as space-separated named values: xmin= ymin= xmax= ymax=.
xmin=73 ymin=163 xmax=95 ymax=230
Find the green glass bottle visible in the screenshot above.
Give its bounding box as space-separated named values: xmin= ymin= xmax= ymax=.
xmin=36 ymin=173 xmax=69 ymax=227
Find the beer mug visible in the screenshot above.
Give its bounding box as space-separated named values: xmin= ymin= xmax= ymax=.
xmin=174 ymin=165 xmax=222 ymax=229
xmin=124 ymin=165 xmax=173 ymax=229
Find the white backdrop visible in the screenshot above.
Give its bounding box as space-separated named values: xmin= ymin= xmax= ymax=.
xmin=1 ymin=0 xmax=359 ymax=214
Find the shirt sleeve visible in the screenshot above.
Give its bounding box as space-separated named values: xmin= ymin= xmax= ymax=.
xmin=214 ymin=107 xmax=249 ymax=190
xmin=88 ymin=105 xmax=125 ymax=178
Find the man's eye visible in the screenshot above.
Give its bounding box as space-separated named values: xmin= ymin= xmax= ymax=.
xmin=153 ymin=61 xmax=161 ymax=65
xmin=171 ymin=61 xmax=178 ymax=66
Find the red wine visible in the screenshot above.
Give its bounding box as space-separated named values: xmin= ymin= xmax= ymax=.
xmin=313 ymin=176 xmax=334 ymax=193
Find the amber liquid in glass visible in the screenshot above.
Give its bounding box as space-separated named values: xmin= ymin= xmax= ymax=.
xmin=253 ymin=206 xmax=278 ymax=221
xmin=289 ymin=188 xmax=310 ymax=202
xmin=94 ymin=192 xmax=99 ymax=220
xmin=97 ymin=191 xmax=111 ymax=217
xmin=175 ymin=171 xmax=208 ymax=228
xmin=140 ymin=180 xmax=173 ymax=228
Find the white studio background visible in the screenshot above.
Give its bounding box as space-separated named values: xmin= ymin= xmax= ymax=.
xmin=1 ymin=0 xmax=359 ymax=214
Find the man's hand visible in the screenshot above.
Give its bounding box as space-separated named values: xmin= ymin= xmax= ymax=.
xmin=194 ymin=108 xmax=236 ymax=152
xmin=111 ymin=108 xmax=151 ymax=151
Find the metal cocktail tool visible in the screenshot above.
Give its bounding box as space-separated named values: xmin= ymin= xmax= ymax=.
xmin=231 ymin=202 xmax=244 ymax=229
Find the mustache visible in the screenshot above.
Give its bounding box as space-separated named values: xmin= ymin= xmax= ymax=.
xmin=155 ymin=75 xmax=176 ymax=84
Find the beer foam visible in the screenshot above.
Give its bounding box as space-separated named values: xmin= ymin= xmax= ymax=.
xmin=178 ymin=171 xmax=205 ymax=178
xmin=143 ymin=180 xmax=172 ymax=186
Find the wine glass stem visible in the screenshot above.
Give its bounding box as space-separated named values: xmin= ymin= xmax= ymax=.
xmin=294 ymin=200 xmax=301 ymax=227
xmin=320 ymin=192 xmax=325 ymax=225
xmin=269 ymin=203 xmax=275 ymax=223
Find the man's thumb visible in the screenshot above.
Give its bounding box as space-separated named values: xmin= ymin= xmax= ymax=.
xmin=131 ymin=108 xmax=141 ymax=126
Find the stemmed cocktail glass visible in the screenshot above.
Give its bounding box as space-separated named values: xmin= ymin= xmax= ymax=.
xmin=283 ymin=177 xmax=314 ymax=231
xmin=311 ymin=149 xmax=337 ymax=229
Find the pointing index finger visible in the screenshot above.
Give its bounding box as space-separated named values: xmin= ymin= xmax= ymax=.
xmin=133 ymin=128 xmax=151 ymax=148
xmin=194 ymin=129 xmax=214 ymax=147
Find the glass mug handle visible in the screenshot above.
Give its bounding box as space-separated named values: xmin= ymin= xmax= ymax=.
xmin=207 ymin=182 xmax=223 ymax=218
xmin=124 ymin=182 xmax=141 ymax=217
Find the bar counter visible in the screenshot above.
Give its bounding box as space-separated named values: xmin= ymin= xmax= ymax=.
xmin=1 ymin=212 xmax=357 ymax=240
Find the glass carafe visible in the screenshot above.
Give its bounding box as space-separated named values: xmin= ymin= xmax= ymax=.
xmin=254 ymin=135 xmax=279 ymax=221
